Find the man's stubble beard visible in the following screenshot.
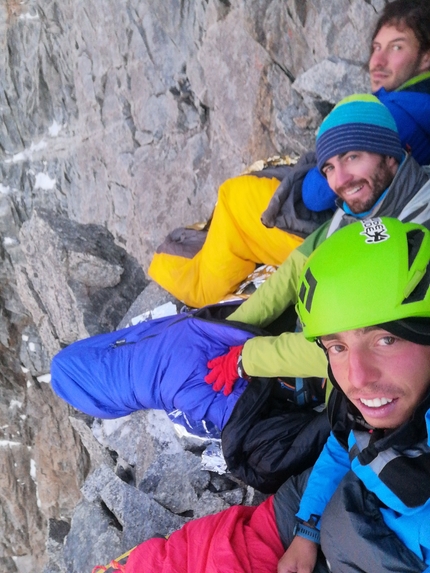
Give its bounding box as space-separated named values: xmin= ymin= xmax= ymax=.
xmin=342 ymin=157 xmax=396 ymax=214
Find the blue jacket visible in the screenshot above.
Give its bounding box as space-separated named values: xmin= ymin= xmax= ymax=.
xmin=375 ymin=72 xmax=430 ymax=165
xmin=296 ymin=389 xmax=430 ymax=567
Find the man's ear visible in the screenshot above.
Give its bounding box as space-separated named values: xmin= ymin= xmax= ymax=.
xmin=386 ymin=155 xmax=399 ymax=175
xmin=419 ymin=50 xmax=430 ymax=73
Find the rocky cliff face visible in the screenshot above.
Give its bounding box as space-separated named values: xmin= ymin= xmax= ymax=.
xmin=0 ymin=0 xmax=386 ymax=570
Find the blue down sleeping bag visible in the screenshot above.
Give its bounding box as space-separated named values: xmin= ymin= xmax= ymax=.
xmin=50 ymin=313 xmax=256 ymax=431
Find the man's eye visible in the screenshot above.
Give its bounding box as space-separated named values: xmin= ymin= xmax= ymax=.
xmin=327 ymin=344 xmax=345 ymax=355
xmin=392 ymin=44 xmax=401 ymax=51
xmin=379 ymin=336 xmax=396 ymax=346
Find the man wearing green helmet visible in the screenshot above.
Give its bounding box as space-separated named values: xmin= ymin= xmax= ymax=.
xmin=276 ymin=216 xmax=430 ymax=573
xmin=205 ymin=93 xmax=430 ymax=396
xmin=92 ymin=217 xmax=430 ymax=573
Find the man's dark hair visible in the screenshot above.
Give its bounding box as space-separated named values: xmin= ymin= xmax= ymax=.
xmin=372 ymin=0 xmax=430 ymax=55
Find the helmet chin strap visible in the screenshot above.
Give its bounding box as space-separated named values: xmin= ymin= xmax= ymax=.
xmin=316 ymin=337 xmax=346 ymax=400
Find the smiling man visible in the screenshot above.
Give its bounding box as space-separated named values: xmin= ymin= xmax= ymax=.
xmin=319 ymin=325 xmax=429 ymax=428
xmin=301 ymin=0 xmax=430 ymax=212
xmin=320 ymin=152 xmax=397 ymax=215
xmin=276 ymin=216 xmax=430 ymax=573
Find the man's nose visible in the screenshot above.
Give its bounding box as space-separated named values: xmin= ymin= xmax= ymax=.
xmin=370 ymin=48 xmax=387 ymax=70
xmin=348 ymin=350 xmax=379 ymax=389
xmin=333 ymin=166 xmax=353 ymax=192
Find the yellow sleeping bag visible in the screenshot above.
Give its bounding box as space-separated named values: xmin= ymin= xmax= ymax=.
xmin=148 ymin=175 xmax=303 ymax=308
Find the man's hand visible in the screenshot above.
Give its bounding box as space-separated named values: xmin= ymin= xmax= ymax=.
xmin=204 ymin=345 xmax=244 ymax=396
xmin=277 ymin=537 xmax=318 ymax=573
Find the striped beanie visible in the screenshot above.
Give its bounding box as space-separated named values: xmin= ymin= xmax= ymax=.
xmin=316 ymin=94 xmax=403 ymax=172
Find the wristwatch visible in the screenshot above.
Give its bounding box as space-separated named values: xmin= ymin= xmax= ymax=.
xmin=293 ymin=521 xmax=321 ymax=544
xmin=237 ymin=352 xmax=251 ymax=381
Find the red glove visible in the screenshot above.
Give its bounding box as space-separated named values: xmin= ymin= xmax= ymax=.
xmin=204 ymin=345 xmax=244 ymax=396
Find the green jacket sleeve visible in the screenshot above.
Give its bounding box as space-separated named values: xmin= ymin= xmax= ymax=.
xmin=227 ymin=247 xmax=308 ymax=327
xmin=241 ymin=331 xmax=328 ymax=378
xmin=228 ymin=221 xmax=330 ymax=327
xmin=227 ymin=220 xmax=331 ymax=378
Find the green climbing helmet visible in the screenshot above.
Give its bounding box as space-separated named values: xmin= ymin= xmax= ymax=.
xmin=297 ymin=217 xmax=430 ymax=341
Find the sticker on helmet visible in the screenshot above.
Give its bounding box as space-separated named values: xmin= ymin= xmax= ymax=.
xmin=360 ymin=218 xmax=390 ymax=243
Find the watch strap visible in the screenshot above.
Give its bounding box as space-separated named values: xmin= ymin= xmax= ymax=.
xmin=293 ymin=522 xmax=321 ymax=544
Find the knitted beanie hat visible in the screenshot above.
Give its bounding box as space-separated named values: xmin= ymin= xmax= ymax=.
xmin=316 ymin=94 xmax=403 ymax=172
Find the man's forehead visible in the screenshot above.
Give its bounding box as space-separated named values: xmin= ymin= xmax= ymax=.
xmin=324 ymin=151 xmax=353 ymax=164
xmin=374 ymin=23 xmax=419 ymax=45
xmin=320 ymin=326 xmax=388 ymax=342
xmin=322 ymin=150 xmax=379 ymax=169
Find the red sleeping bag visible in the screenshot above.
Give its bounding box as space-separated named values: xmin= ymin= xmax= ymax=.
xmin=125 ymin=496 xmax=284 ymax=572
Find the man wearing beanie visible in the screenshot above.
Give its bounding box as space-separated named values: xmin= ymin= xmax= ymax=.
xmin=93 ymin=218 xmax=430 ymax=573
xmin=206 ymin=94 xmax=430 ymax=392
xmin=315 ymin=94 xmax=404 ymax=172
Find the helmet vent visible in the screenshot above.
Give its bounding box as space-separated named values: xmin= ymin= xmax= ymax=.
xmin=403 ymin=229 xmax=430 ymax=304
xmin=299 ymin=268 xmax=318 ymax=313
xmin=406 ymin=229 xmax=425 ymax=270
xmin=402 ymin=261 xmax=430 ymax=304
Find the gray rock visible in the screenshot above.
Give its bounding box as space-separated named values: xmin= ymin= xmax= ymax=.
xmin=139 ymin=451 xmax=211 ymax=514
xmin=25 ymin=380 xmax=88 ymax=526
xmin=101 ymin=473 xmax=186 ymax=549
xmin=16 ymin=208 xmax=147 ymax=356
xmin=245 ymin=487 xmax=270 ymax=506
xmin=43 ymin=519 xmax=70 ymax=573
xmin=19 ymin=324 xmax=52 ymax=377
xmin=117 ymin=280 xmax=181 ymax=330
xmin=91 ymin=410 xmax=184 ymax=469
xmin=63 ymin=500 xmax=123 ymax=573
xmin=82 ymin=464 xmax=124 ymax=504
xmin=68 ymin=418 xmax=115 ymax=473
xmin=293 ymin=58 xmax=370 ymax=111
xmin=80 ymin=464 xmax=185 ymax=552
xmin=218 ymin=488 xmax=246 ymax=506
xmin=192 ymin=490 xmax=231 ymax=519
xmin=67 ymin=251 xmax=124 ymax=288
